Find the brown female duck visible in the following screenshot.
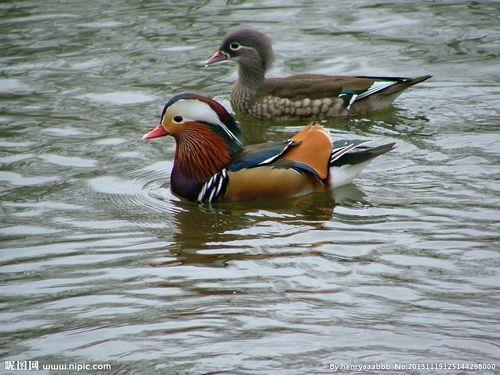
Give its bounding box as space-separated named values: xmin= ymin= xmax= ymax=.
xmin=206 ymin=29 xmax=431 ymax=120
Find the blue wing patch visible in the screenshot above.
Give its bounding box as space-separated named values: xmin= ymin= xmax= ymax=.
xmin=228 ymin=140 xmax=295 ymax=172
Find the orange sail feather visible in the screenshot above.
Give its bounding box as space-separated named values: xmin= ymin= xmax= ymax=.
xmin=282 ymin=123 xmax=333 ymax=179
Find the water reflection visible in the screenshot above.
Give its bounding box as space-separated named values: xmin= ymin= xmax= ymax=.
xmin=151 ymin=181 xmax=376 ymax=270
xmin=160 ymin=188 xmax=343 ymax=264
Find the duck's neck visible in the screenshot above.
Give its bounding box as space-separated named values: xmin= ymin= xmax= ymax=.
xmin=237 ymin=60 xmax=266 ymax=89
xmin=232 ymin=60 xmax=266 ymax=111
xmin=170 ymin=124 xmax=237 ymax=199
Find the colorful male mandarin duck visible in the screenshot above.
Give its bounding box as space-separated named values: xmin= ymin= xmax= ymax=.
xmin=143 ymin=93 xmax=395 ymax=203
xmin=205 ymin=29 xmax=431 ymax=120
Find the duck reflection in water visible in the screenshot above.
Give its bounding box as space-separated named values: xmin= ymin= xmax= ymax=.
xmin=157 ymin=184 xmax=367 ymax=267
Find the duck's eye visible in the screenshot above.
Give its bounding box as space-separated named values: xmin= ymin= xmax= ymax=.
xmin=173 ymin=115 xmax=183 ymax=123
xmin=230 ymin=42 xmax=240 ymax=50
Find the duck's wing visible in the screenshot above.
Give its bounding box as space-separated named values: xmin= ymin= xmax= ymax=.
xmin=259 ymin=74 xmax=431 ymax=109
xmin=228 ymin=139 xmax=296 ymax=172
xmin=229 ymin=124 xmax=333 ymax=178
xmin=221 ymin=124 xmax=334 ymax=202
xmin=259 ymin=74 xmax=367 ymax=100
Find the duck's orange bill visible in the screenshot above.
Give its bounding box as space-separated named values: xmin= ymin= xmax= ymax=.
xmin=143 ymin=124 xmax=168 ymax=140
xmin=205 ymin=50 xmax=227 ymax=66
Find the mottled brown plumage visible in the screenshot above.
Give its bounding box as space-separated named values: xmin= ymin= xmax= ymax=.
xmin=206 ymin=29 xmax=431 ymax=120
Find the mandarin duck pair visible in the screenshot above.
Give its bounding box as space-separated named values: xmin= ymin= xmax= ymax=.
xmin=144 ymin=29 xmax=431 ymax=204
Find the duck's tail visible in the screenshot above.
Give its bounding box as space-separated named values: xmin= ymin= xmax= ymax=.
xmin=377 ymin=75 xmax=432 ymax=96
xmin=329 ymin=141 xmax=396 ymax=188
xmin=348 ymin=75 xmax=432 ymax=113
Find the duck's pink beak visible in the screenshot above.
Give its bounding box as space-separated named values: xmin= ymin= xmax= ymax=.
xmin=143 ymin=124 xmax=168 ymax=140
xmin=205 ymin=50 xmax=228 ymax=66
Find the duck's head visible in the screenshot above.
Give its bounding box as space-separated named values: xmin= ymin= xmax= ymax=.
xmin=205 ymin=29 xmax=274 ymax=74
xmin=143 ymin=93 xmax=242 ymax=182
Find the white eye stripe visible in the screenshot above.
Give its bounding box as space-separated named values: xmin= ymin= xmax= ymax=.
xmin=167 ymin=99 xmax=241 ymax=145
xmin=168 ymin=100 xmax=221 ymax=125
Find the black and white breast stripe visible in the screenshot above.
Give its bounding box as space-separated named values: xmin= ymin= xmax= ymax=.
xmin=197 ymin=169 xmax=229 ymax=203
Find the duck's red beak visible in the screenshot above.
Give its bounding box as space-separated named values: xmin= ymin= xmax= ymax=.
xmin=143 ymin=124 xmax=168 ymax=140
xmin=205 ymin=50 xmax=228 ymax=66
